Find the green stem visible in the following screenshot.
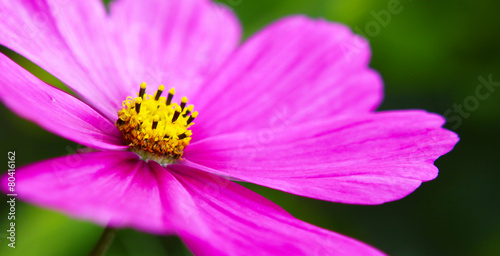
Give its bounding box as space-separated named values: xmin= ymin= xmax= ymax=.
xmin=89 ymin=226 xmax=117 ymax=256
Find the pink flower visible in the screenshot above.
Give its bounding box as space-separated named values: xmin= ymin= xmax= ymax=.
xmin=0 ymin=0 xmax=458 ymax=255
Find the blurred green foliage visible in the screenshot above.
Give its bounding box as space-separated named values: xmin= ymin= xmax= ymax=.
xmin=1 ymin=0 xmax=499 ymax=255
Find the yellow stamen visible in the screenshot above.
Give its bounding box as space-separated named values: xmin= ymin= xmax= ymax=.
xmin=166 ymin=88 xmax=175 ymax=105
xmin=154 ymin=84 xmax=165 ymax=101
xmin=135 ymin=97 xmax=142 ymax=113
xmin=183 ymin=105 xmax=194 ymax=117
xmin=187 ymin=111 xmax=198 ymax=125
xmin=180 ymin=96 xmax=188 ymax=111
xmin=178 ymin=130 xmax=193 ymax=140
xmin=139 ymin=82 xmax=147 ymax=98
xmin=152 ymin=115 xmax=159 ymax=129
xmin=116 ymin=83 xmax=197 ymax=163
xmin=172 ymin=105 xmax=182 ymax=122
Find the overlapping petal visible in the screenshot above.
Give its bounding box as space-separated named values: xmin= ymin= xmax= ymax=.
xmin=185 ymin=110 xmax=459 ymax=204
xmin=2 ymin=152 xmax=386 ymax=255
xmin=0 ymin=54 xmax=126 ymax=150
xmin=164 ymin=164 xmax=386 ymax=256
xmin=1 ymin=151 xmax=171 ymax=234
xmin=0 ymin=0 xmax=114 ymax=118
xmin=108 ymin=0 xmax=241 ymax=100
xmin=192 ymin=16 xmax=382 ymax=140
xmin=0 ymin=0 xmax=241 ymax=119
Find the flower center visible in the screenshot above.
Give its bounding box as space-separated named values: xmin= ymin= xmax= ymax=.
xmin=116 ymin=82 xmax=198 ymax=164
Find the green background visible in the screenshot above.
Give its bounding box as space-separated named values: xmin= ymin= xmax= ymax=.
xmin=1 ymin=0 xmax=499 ymax=255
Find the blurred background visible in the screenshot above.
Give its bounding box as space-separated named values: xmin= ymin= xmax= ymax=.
xmin=1 ymin=0 xmax=499 ymax=255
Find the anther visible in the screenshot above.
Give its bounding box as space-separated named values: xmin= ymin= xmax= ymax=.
xmin=180 ymin=96 xmax=188 ymax=111
xmin=152 ymin=115 xmax=159 ymax=129
xmin=187 ymin=111 xmax=198 ymax=124
xmin=172 ymin=105 xmax=181 ymax=122
xmin=183 ymin=105 xmax=194 ymax=117
xmin=135 ymin=97 xmax=143 ymax=113
xmin=178 ymin=130 xmax=193 ymax=140
xmin=138 ymin=82 xmax=147 ymax=98
xmin=154 ymin=85 xmax=165 ymax=101
xmin=166 ymin=88 xmax=175 ymax=105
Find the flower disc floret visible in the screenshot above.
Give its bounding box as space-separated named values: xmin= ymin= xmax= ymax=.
xmin=116 ymin=82 xmax=198 ymax=162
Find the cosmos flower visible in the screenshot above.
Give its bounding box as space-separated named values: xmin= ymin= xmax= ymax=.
xmin=0 ymin=0 xmax=458 ymax=255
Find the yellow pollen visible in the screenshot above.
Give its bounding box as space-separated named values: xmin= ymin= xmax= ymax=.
xmin=116 ymin=83 xmax=197 ymax=163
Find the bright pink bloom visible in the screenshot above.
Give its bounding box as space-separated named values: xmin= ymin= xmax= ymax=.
xmin=0 ymin=0 xmax=458 ymax=255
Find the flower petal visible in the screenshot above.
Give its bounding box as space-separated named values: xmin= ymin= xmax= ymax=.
xmin=108 ymin=0 xmax=241 ymax=99
xmin=1 ymin=151 xmax=171 ymax=234
xmin=1 ymin=151 xmax=385 ymax=255
xmin=192 ymin=16 xmax=382 ymax=139
xmin=164 ymin=164 xmax=386 ymax=256
xmin=0 ymin=0 xmax=116 ymax=119
xmin=0 ymin=0 xmax=241 ymax=119
xmin=184 ymin=110 xmax=459 ymax=204
xmin=0 ymin=54 xmax=126 ymax=150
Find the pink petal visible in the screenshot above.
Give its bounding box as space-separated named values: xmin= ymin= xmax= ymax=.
xmin=0 ymin=0 xmax=241 ymax=119
xmin=0 ymin=54 xmax=126 ymax=151
xmin=109 ymin=0 xmax=241 ymax=100
xmin=165 ymin=164 xmax=386 ymax=256
xmin=184 ymin=110 xmax=459 ymax=204
xmin=1 ymin=151 xmax=171 ymax=234
xmin=191 ymin=16 xmax=382 ymax=140
xmin=0 ymin=0 xmax=116 ymax=119
xmin=1 ymin=151 xmax=385 ymax=255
